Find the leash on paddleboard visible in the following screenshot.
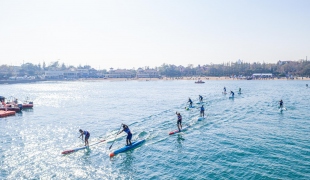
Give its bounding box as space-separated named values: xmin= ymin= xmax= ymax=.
xmin=109 ymin=124 xmax=123 ymax=150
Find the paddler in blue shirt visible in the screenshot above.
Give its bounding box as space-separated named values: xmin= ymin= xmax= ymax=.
xmin=200 ymin=105 xmax=205 ymax=117
xmin=176 ymin=112 xmax=182 ymax=132
xmin=188 ymin=98 xmax=193 ymax=108
xmin=118 ymin=124 xmax=132 ymax=146
xmin=79 ymin=129 xmax=90 ymax=146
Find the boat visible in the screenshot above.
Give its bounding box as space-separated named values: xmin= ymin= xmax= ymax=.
xmin=6 ymin=96 xmax=33 ymax=109
xmin=169 ymin=125 xmax=191 ymax=135
xmin=21 ymin=97 xmax=33 ymax=108
xmin=61 ymin=139 xmax=106 ymax=154
xmin=0 ymin=110 xmax=16 ymax=118
xmin=22 ymin=100 xmax=33 ymax=109
xmin=195 ymin=80 xmax=205 ymax=84
xmin=109 ymin=139 xmax=146 ymax=157
xmin=0 ymin=106 xmax=22 ymax=112
xmin=0 ymin=96 xmax=22 ymax=112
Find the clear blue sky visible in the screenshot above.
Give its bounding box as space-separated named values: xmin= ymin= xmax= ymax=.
xmin=0 ymin=0 xmax=309 ymax=70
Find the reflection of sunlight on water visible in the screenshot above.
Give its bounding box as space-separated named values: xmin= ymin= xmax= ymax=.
xmin=1 ymin=80 xmax=310 ymax=179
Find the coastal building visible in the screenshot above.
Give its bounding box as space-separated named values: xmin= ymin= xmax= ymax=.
xmin=252 ymin=73 xmax=273 ymax=79
xmin=44 ymin=69 xmax=94 ymax=79
xmin=105 ymin=68 xmax=135 ymax=78
xmin=44 ymin=71 xmax=64 ymax=79
xmin=77 ymin=69 xmax=89 ymax=78
xmin=136 ymin=68 xmax=160 ymax=78
xmin=63 ymin=70 xmax=78 ymax=79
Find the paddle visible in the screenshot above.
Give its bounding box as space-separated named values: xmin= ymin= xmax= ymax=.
xmin=109 ymin=124 xmax=123 ymax=150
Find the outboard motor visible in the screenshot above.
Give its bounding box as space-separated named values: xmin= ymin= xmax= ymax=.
xmin=18 ymin=104 xmax=23 ymax=111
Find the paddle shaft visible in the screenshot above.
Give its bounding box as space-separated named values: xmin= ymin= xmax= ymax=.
xmin=109 ymin=124 xmax=123 ymax=150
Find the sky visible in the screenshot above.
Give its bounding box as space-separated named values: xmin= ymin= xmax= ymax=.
xmin=0 ymin=0 xmax=309 ymax=70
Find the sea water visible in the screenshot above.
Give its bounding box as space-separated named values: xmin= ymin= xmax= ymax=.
xmin=1 ymin=80 xmax=309 ymax=179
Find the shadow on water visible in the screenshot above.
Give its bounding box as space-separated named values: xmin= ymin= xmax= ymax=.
xmin=176 ymin=134 xmax=185 ymax=147
xmin=83 ymin=147 xmax=91 ymax=156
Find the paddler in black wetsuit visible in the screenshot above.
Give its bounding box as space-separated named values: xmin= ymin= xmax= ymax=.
xmin=188 ymin=98 xmax=193 ymax=108
xmin=279 ymin=99 xmax=283 ymax=108
xmin=199 ymin=95 xmax=203 ymax=102
xmin=117 ymin=124 xmax=132 ymax=146
xmin=230 ymin=91 xmax=234 ymax=97
xmin=176 ymin=112 xmax=182 ymax=132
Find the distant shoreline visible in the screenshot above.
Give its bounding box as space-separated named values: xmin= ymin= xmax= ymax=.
xmin=78 ymin=76 xmax=310 ymax=81
xmin=1 ymin=76 xmax=309 ymax=85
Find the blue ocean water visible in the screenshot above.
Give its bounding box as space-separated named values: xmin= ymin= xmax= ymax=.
xmin=1 ymin=79 xmax=310 ymax=179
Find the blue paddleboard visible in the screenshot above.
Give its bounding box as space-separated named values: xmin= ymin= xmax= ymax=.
xmin=109 ymin=139 xmax=146 ymax=157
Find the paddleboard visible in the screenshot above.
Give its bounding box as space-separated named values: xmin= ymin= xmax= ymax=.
xmin=198 ymin=117 xmax=205 ymax=121
xmin=238 ymin=92 xmax=242 ymax=94
xmin=229 ymin=96 xmax=234 ymax=99
xmin=109 ymin=139 xmax=146 ymax=157
xmin=196 ymin=102 xmax=204 ymax=104
xmin=62 ymin=139 xmax=106 ymax=155
xmin=169 ymin=125 xmax=190 ymax=135
xmin=279 ymin=107 xmax=287 ymax=112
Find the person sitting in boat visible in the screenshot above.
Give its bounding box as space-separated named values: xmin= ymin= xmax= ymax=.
xmin=199 ymin=95 xmax=203 ymax=102
xmin=188 ymin=98 xmax=193 ymax=107
xmin=118 ymin=124 xmax=132 ymax=146
xmin=279 ymin=99 xmax=283 ymax=108
xmin=79 ymin=129 xmax=90 ymax=146
xmin=230 ymin=91 xmax=234 ymax=97
xmin=176 ymin=112 xmax=182 ymax=132
xmin=1 ymin=100 xmax=7 ymax=111
xmin=200 ymin=105 xmax=205 ymax=117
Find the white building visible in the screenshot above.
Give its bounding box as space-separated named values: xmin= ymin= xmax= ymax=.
xmin=136 ymin=68 xmax=160 ymax=78
xmin=44 ymin=71 xmax=64 ymax=79
xmin=105 ymin=68 xmax=135 ymax=78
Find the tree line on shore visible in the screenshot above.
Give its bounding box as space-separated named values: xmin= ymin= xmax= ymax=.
xmin=1 ymin=60 xmax=310 ymax=80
